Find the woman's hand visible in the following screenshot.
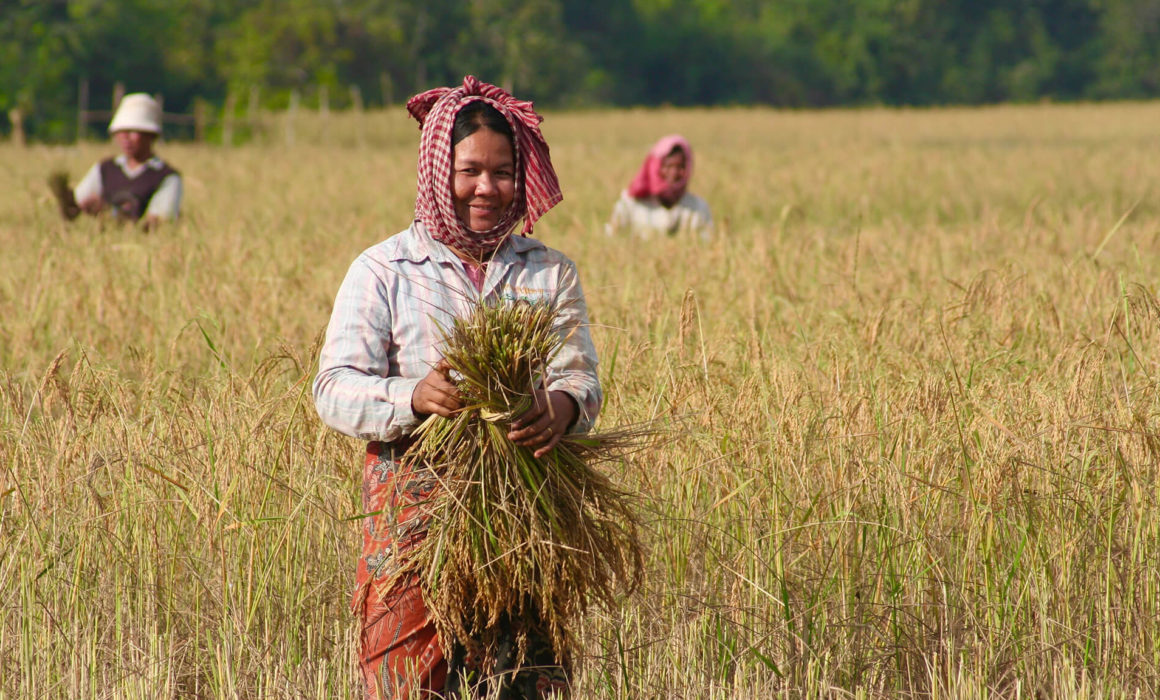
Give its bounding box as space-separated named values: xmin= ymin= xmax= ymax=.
xmin=140 ymin=214 xmax=164 ymax=232
xmin=411 ymin=359 xmax=462 ymax=418
xmin=508 ymin=390 xmax=577 ymax=458
xmin=78 ymin=196 xmax=104 ymax=215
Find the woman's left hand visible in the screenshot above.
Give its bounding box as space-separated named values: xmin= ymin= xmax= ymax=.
xmin=508 ymin=390 xmax=577 ymax=458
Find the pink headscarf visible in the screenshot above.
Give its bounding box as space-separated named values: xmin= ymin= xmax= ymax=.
xmin=407 ymin=76 xmax=563 ymax=259
xmin=626 ymin=134 xmax=693 ymax=202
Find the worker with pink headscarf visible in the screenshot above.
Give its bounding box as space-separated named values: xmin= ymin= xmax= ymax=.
xmin=606 ymin=134 xmax=713 ymax=241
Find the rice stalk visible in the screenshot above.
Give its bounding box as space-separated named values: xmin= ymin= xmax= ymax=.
xmin=396 ymin=297 xmax=648 ymax=668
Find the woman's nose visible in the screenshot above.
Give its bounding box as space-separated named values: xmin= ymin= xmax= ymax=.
xmin=475 ymin=174 xmax=497 ymax=195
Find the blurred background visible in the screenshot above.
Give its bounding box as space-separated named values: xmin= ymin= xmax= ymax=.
xmin=3 ymin=0 xmax=1160 ymax=142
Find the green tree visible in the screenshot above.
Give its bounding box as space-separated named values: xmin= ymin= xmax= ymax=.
xmin=4 ymin=0 xmax=1160 ymax=140
xmin=0 ymin=0 xmax=223 ymax=140
xmin=449 ymin=0 xmax=585 ymax=102
xmin=1091 ymin=0 xmax=1160 ymax=97
xmin=0 ymin=1 xmax=85 ymax=140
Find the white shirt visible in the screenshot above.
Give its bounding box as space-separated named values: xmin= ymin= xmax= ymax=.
xmin=73 ymin=154 xmax=183 ymax=220
xmin=606 ymin=190 xmax=713 ymax=241
xmin=313 ymin=222 xmax=602 ymax=443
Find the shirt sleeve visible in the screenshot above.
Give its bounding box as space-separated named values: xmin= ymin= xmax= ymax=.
xmin=312 ymin=256 xmax=423 ymax=442
xmin=73 ymin=163 xmax=102 ymax=203
xmin=145 ymin=173 xmax=183 ymax=220
xmin=545 ymin=260 xmax=603 ymax=433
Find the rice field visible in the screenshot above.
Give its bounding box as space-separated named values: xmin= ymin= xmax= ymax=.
xmin=4 ymin=101 xmax=1160 ymax=698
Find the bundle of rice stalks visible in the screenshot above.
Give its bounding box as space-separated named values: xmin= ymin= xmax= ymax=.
xmin=47 ymin=170 xmax=80 ymax=220
xmin=397 ymin=297 xmax=647 ymax=667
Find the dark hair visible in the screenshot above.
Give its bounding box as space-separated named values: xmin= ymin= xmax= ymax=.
xmin=452 ymin=101 xmax=515 ymax=150
xmin=665 ymin=144 xmax=686 ymax=159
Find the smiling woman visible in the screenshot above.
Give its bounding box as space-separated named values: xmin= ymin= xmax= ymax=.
xmin=312 ymin=76 xmax=600 ymax=699
xmin=451 ymin=101 xmax=517 ymax=233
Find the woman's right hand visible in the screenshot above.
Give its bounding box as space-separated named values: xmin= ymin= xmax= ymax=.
xmin=78 ymin=196 xmax=104 ymax=215
xmin=411 ymin=358 xmax=462 ymax=418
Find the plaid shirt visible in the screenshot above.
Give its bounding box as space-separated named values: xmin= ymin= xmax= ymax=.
xmin=313 ymin=222 xmax=602 ymax=443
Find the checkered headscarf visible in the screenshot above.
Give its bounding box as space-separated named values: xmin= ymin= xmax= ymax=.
xmin=407 ymin=76 xmax=563 ymax=259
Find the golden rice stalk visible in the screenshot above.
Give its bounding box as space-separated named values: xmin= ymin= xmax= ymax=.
xmin=396 ymin=297 xmax=647 ymax=667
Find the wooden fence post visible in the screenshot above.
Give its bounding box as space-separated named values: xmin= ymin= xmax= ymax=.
xmin=319 ymin=84 xmax=329 ymax=118
xmin=113 ymin=82 xmax=125 ymax=110
xmin=9 ymin=109 xmax=25 ymax=146
xmin=248 ymin=85 xmax=260 ymax=141
xmin=415 ymin=63 xmax=427 ymax=95
xmin=286 ymin=89 xmax=299 ymax=146
xmin=350 ymin=84 xmax=365 ymax=147
xmin=380 ymin=72 xmax=393 ymax=106
xmin=77 ymin=78 xmax=89 ymax=141
xmin=222 ymin=92 xmax=237 ymax=146
xmin=194 ymin=100 xmax=207 ymax=142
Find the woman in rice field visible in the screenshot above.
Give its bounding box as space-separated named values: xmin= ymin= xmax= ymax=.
xmin=312 ymin=76 xmax=601 ymax=699
xmin=605 ymin=133 xmax=713 ymax=241
xmin=49 ymin=93 xmax=182 ymax=230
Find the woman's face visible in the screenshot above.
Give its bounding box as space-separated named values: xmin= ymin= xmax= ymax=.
xmin=452 ymin=127 xmax=516 ymax=232
xmin=659 ymin=149 xmax=687 ymax=189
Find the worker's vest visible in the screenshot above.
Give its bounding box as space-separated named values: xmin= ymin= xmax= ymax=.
xmin=98 ymin=158 xmax=179 ymax=221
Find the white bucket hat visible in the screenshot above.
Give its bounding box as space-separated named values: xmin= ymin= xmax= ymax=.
xmin=108 ymin=93 xmax=163 ymax=134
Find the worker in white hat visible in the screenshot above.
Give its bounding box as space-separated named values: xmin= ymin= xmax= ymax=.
xmin=55 ymin=92 xmax=183 ymax=229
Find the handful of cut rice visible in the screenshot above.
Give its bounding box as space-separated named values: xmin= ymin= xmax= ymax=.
xmin=397 ymin=297 xmax=646 ymax=665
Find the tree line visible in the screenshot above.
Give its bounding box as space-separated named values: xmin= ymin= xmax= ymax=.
xmin=3 ymin=0 xmax=1159 ymax=141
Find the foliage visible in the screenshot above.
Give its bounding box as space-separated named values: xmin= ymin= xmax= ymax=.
xmin=5 ymin=0 xmax=1160 ymax=139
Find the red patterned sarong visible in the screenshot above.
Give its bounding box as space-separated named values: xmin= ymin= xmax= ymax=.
xmin=354 ymin=440 xmax=445 ymax=699
xmin=353 ymin=441 xmax=570 ymax=699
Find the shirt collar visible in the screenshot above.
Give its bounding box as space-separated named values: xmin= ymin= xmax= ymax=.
xmin=392 ymin=220 xmax=546 ymax=264
xmin=113 ymin=154 xmax=165 ymax=171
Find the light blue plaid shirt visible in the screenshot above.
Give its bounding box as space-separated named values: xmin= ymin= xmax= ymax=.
xmin=313 ymin=222 xmax=602 ymax=443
